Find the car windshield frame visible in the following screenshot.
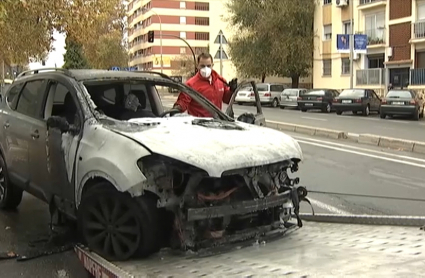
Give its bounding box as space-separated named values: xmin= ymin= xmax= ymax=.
xmin=386 ymin=90 xmax=414 ymax=98
xmin=78 ymin=77 xmax=235 ymax=122
xmin=339 ymin=89 xmax=365 ymax=97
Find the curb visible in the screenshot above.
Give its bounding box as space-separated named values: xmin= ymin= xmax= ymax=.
xmin=161 ymin=105 xmax=425 ymax=155
xmin=266 ymin=120 xmax=425 ymax=155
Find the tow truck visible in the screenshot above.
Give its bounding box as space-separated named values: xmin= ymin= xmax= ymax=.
xmin=75 ymin=212 xmax=425 ymax=277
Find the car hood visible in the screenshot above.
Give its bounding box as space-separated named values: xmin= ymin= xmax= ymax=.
xmin=110 ymin=116 xmax=303 ymax=177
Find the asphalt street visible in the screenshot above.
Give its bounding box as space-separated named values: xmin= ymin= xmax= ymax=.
xmin=161 ymin=96 xmax=425 ymax=142
xmin=1 ymin=132 xmax=424 ymax=277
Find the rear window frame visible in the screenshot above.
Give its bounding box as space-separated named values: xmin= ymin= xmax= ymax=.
xmin=386 ymin=90 xmax=414 ymax=99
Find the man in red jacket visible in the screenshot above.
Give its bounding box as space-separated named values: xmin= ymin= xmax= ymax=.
xmin=173 ymin=53 xmax=238 ymax=118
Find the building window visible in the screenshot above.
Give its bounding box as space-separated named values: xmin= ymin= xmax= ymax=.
xmin=341 ymin=58 xmax=350 ymax=74
xmin=180 ymin=16 xmax=186 ymax=24
xmin=195 ymin=32 xmax=209 ymax=40
xmin=324 ymin=0 xmax=332 ymax=5
xmin=365 ymin=13 xmax=385 ymax=43
xmin=323 ymin=24 xmax=332 ymax=40
xmin=418 ymin=3 xmax=425 ymax=20
xmin=195 ymin=2 xmax=209 ymax=11
xmin=323 ymin=59 xmax=332 ymax=76
xmin=342 ymin=21 xmax=353 ymax=34
xmin=180 ymin=1 xmax=186 ymax=9
xmin=180 ymin=31 xmax=186 ymax=38
xmin=195 ymin=17 xmax=209 ymax=26
xmin=180 ymin=47 xmax=186 ymax=54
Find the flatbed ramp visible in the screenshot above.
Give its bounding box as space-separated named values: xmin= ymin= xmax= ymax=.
xmin=75 ymin=218 xmax=425 ymax=278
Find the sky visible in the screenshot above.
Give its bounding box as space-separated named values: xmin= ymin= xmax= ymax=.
xmin=28 ymin=31 xmax=66 ymax=70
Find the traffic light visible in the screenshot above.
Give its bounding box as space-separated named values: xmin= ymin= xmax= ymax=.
xmin=147 ymin=30 xmax=154 ymax=43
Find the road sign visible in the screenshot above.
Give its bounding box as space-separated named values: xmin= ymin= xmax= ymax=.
xmin=111 ymin=66 xmax=120 ymax=71
xmin=214 ymin=30 xmax=228 ymax=45
xmin=214 ymin=46 xmax=228 ymax=60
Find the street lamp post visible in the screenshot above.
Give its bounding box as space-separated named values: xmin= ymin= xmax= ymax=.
xmin=149 ymin=9 xmax=163 ymax=73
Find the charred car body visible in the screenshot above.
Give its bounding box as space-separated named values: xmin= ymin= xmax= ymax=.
xmin=0 ymin=69 xmax=305 ymax=261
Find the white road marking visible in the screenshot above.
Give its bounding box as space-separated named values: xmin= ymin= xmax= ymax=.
xmin=296 ymin=139 xmax=425 ymax=168
xmin=292 ymin=135 xmax=425 ymax=163
xmin=301 ymin=116 xmax=327 ymax=121
xmin=308 ymin=198 xmax=351 ymax=215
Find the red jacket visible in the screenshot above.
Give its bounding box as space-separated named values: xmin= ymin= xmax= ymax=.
xmin=174 ymin=70 xmax=232 ymax=117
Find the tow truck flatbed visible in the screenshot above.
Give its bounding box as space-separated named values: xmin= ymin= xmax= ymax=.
xmin=75 ymin=214 xmax=425 ymax=278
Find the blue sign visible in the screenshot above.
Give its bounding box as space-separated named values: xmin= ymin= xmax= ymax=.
xmin=354 ymin=34 xmax=367 ymax=54
xmin=111 ymin=66 xmax=120 ymax=71
xmin=337 ymin=34 xmax=350 ymax=53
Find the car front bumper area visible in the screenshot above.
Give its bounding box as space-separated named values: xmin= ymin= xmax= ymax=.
xmin=298 ymin=101 xmax=326 ymax=110
xmin=380 ymin=105 xmax=417 ymax=116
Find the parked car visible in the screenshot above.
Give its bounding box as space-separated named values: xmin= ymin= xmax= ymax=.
xmin=333 ymin=88 xmax=381 ymax=116
xmin=279 ymin=88 xmax=307 ymax=109
xmin=256 ymin=83 xmax=286 ymax=108
xmin=380 ymin=89 xmax=424 ymax=120
xmin=297 ymin=89 xmax=339 ymax=113
xmin=234 ymin=85 xmax=255 ymax=105
xmin=0 ymin=68 xmax=304 ymax=261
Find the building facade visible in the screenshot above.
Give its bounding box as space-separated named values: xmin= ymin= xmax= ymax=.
xmin=313 ymin=0 xmax=425 ymax=96
xmin=127 ymin=0 xmax=312 ymax=86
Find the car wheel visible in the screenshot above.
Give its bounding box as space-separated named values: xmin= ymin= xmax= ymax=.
xmin=336 ymin=111 xmax=342 ymax=115
xmin=301 ymin=109 xmax=307 ymax=112
xmin=363 ymin=105 xmax=370 ymax=116
xmin=271 ymin=98 xmax=278 ymax=108
xmin=280 ymin=106 xmax=285 ymax=109
xmin=380 ymin=113 xmax=386 ymax=119
xmin=78 ymin=184 xmax=159 ymax=261
xmin=0 ymin=155 xmax=23 ymax=210
xmin=413 ymin=109 xmax=420 ymax=121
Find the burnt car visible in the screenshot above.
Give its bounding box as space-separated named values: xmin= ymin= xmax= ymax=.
xmin=380 ymin=89 xmax=424 ymax=120
xmin=297 ymin=88 xmax=339 ymax=113
xmin=0 ymin=68 xmax=305 ymax=261
xmin=333 ymin=89 xmax=381 ymax=116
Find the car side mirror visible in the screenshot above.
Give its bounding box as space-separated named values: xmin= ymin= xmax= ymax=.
xmin=47 ymin=116 xmax=70 ymax=133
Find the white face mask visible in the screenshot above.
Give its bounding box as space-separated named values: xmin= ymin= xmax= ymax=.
xmin=200 ymin=67 xmax=212 ymax=78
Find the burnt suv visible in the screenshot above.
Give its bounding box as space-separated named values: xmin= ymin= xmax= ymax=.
xmin=0 ymin=68 xmax=306 ymax=261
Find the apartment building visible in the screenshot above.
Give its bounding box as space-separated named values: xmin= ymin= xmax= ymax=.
xmin=127 ymin=0 xmax=312 ymax=86
xmin=313 ymin=0 xmax=425 ymax=95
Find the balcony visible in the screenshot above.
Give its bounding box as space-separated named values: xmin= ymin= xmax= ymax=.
xmin=358 ymin=0 xmax=386 ymax=10
xmin=365 ymin=29 xmax=385 ymax=46
xmin=410 ymin=69 xmax=425 ymax=85
xmin=356 ymin=69 xmax=385 ymax=85
xmin=412 ymin=21 xmax=425 ymax=40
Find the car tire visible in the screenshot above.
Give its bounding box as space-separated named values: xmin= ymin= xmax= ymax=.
xmin=271 ymin=98 xmax=279 ymax=108
xmin=413 ymin=109 xmax=420 ymax=121
xmin=301 ymin=109 xmax=307 ymax=112
xmin=362 ymin=105 xmax=370 ymax=116
xmin=336 ymin=111 xmax=342 ymax=115
xmin=0 ymin=155 xmax=23 ymax=210
xmin=280 ymin=106 xmax=285 ymax=109
xmin=380 ymin=113 xmax=386 ymax=119
xmin=78 ymin=183 xmax=159 ymax=261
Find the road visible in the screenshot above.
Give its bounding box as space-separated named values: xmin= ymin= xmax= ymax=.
xmin=1 ymin=132 xmax=425 ymax=277
xmin=161 ymin=96 xmax=425 ymax=142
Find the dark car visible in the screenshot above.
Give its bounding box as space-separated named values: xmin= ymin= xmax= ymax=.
xmin=297 ymin=89 xmax=339 ymax=113
xmin=380 ymin=89 xmax=424 ymax=120
xmin=333 ymin=88 xmax=381 ymax=116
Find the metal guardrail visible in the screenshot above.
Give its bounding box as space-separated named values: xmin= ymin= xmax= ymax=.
xmin=356 ymin=68 xmax=385 ymax=85
xmin=360 ymin=0 xmax=386 ymax=4
xmin=413 ymin=21 xmax=425 ymax=39
xmin=410 ymin=68 xmax=425 ymax=85
xmin=365 ymin=29 xmax=385 ymax=45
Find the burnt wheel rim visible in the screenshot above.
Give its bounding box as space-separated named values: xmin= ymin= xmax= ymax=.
xmin=82 ymin=195 xmax=141 ymax=260
xmin=0 ymin=167 xmax=5 ymax=202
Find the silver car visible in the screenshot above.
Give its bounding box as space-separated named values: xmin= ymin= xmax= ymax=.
xmin=234 ymin=85 xmax=255 ymax=105
xmin=279 ymin=88 xmax=307 ymax=109
xmin=257 ymin=83 xmax=286 ymax=108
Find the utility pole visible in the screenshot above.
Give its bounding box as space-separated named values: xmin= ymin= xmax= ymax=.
xmin=219 ymin=33 xmax=223 ymax=76
xmin=349 ymin=0 xmax=354 ymax=88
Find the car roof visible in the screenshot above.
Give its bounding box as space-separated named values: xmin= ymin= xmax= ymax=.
xmin=13 ymin=68 xmax=173 ymax=83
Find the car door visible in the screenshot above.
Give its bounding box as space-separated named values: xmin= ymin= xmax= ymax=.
xmin=0 ymin=82 xmax=31 ymax=189
xmin=31 ymin=77 xmax=84 ymax=212
xmin=226 ymin=81 xmax=266 ymax=126
xmin=9 ymin=79 xmax=48 ymax=199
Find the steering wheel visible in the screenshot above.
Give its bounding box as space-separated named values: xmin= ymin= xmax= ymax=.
xmin=160 ymin=108 xmax=182 ymax=117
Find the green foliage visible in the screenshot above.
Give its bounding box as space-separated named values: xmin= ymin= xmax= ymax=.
xmin=226 ymin=0 xmax=315 ymax=85
xmin=63 ymin=38 xmax=90 ymax=69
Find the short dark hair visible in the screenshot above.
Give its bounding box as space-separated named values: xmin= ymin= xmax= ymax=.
xmin=197 ymin=53 xmax=213 ymax=63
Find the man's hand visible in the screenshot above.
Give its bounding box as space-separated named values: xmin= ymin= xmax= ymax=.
xmin=228 ymin=78 xmax=238 ymax=93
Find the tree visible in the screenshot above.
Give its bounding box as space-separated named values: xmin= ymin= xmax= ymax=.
xmin=63 ymin=38 xmax=90 ymax=69
xmin=171 ymin=55 xmax=197 ymax=78
xmin=226 ymin=0 xmax=315 ymax=87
